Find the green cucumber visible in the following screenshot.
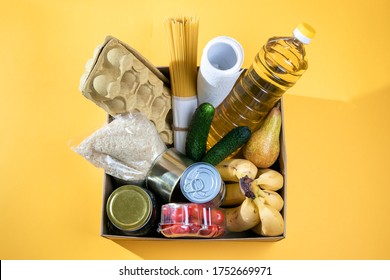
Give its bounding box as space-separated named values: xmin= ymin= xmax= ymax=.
xmin=201 ymin=126 xmax=251 ymax=166
xmin=185 ymin=102 xmax=215 ymax=161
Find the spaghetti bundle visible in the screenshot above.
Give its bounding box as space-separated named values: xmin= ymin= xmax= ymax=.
xmin=165 ymin=16 xmax=199 ymax=154
xmin=165 ymin=16 xmax=199 ymax=98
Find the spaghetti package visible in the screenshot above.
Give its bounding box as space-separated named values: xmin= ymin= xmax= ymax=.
xmin=165 ymin=16 xmax=199 ymax=154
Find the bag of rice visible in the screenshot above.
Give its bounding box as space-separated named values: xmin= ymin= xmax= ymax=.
xmin=74 ymin=112 xmax=167 ymax=182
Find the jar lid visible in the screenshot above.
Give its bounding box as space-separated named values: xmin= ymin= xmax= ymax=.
xmin=180 ymin=162 xmax=223 ymax=204
xmin=293 ymin=22 xmax=316 ymax=44
xmin=106 ymin=185 xmax=152 ymax=231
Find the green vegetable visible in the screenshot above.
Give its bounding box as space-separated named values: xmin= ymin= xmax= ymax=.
xmin=185 ymin=102 xmax=215 ymax=161
xmin=202 ymin=126 xmax=251 ymax=166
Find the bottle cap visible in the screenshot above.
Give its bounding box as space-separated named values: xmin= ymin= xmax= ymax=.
xmin=293 ymin=22 xmax=316 ymax=44
xmin=180 ymin=162 xmax=225 ymax=205
xmin=106 ymin=185 xmax=152 ymax=231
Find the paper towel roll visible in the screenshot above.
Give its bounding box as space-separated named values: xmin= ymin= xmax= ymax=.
xmin=197 ymin=36 xmax=244 ymax=107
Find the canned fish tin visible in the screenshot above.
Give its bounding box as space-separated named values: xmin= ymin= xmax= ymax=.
xmin=146 ymin=148 xmax=194 ymax=203
xmin=106 ymin=185 xmax=158 ymax=236
xmin=179 ymin=162 xmax=226 ymax=206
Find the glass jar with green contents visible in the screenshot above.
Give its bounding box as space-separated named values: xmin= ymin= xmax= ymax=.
xmin=106 ymin=185 xmax=159 ymax=236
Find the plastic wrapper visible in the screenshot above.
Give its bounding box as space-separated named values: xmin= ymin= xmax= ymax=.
xmin=158 ymin=203 xmax=226 ymax=238
xmin=74 ymin=112 xmax=167 ymax=182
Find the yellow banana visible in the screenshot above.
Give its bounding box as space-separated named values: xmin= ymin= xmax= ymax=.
xmin=234 ymin=175 xmax=284 ymax=236
xmin=251 ymin=181 xmax=284 ymax=236
xmin=255 ymin=188 xmax=284 ymax=212
xmin=216 ymin=159 xmax=258 ymax=182
xmin=221 ymin=178 xmax=284 ymax=209
xmin=254 ymin=168 xmax=283 ymax=191
xmin=221 ymin=183 xmax=246 ymax=207
xmin=251 ymin=196 xmax=284 ymax=236
xmin=225 ymin=197 xmax=260 ymax=232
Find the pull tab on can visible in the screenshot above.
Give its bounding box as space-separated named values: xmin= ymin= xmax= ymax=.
xmin=180 ymin=162 xmax=226 ymax=207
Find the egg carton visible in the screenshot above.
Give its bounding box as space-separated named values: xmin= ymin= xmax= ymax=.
xmin=79 ymin=36 xmax=173 ymax=144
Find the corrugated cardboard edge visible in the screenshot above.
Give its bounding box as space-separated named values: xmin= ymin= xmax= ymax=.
xmin=100 ymin=67 xmax=287 ymax=242
xmin=280 ymin=97 xmax=287 ymax=240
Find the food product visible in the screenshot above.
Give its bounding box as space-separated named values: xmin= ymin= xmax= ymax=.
xmin=254 ymin=188 xmax=284 ymax=212
xmin=74 ymin=112 xmax=166 ymax=182
xmin=253 ymin=169 xmax=284 ymax=191
xmin=207 ymin=23 xmax=315 ymax=149
xmin=240 ymin=176 xmax=284 ymax=237
xmin=251 ymin=197 xmax=284 ymax=237
xmin=243 ymin=106 xmax=282 ymax=168
xmin=165 ymin=16 xmax=199 ymax=153
xmin=146 ymin=147 xmax=194 ymax=203
xmin=221 ymin=183 xmax=246 ymax=207
xmin=215 ymin=158 xmax=258 ymax=182
xmin=79 ymin=36 xmax=173 ymax=144
xmin=180 ymin=162 xmax=225 ymax=207
xmin=185 ymin=102 xmax=215 ymax=161
xmin=158 ymin=203 xmax=225 ymax=238
xmin=225 ymin=197 xmax=260 ymax=232
xmin=106 ymin=185 xmax=159 ymax=236
xmin=202 ymin=126 xmax=251 ymax=165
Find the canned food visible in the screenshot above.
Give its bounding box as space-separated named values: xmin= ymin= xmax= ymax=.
xmin=180 ymin=162 xmax=226 ymax=207
xmin=146 ymin=148 xmax=194 ymax=203
xmin=106 ymin=185 xmax=159 ymax=236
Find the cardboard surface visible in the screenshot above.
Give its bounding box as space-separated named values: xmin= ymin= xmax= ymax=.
xmin=79 ymin=36 xmax=173 ymax=144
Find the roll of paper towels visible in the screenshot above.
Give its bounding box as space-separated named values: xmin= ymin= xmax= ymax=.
xmin=197 ymin=36 xmax=244 ymax=107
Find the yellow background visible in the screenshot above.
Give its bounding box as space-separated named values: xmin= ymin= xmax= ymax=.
xmin=1 ymin=0 xmax=389 ymax=260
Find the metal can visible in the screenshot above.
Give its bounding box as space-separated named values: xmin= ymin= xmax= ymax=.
xmin=146 ymin=148 xmax=194 ymax=203
xmin=106 ymin=185 xmax=159 ymax=236
xmin=179 ymin=162 xmax=226 ymax=207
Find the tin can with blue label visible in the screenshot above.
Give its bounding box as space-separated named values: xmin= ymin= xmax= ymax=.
xmin=179 ymin=162 xmax=226 ymax=207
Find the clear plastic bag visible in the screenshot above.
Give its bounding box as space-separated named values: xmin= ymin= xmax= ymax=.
xmin=74 ymin=112 xmax=167 ymax=182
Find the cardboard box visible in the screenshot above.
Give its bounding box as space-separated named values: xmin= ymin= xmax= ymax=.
xmin=100 ymin=67 xmax=287 ymax=241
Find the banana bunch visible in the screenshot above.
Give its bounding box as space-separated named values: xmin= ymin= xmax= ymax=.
xmin=219 ymin=160 xmax=285 ymax=236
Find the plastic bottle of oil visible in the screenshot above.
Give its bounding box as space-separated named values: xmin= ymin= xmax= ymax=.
xmin=207 ymin=23 xmax=316 ymax=149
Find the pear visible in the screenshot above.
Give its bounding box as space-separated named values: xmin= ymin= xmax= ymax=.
xmin=243 ymin=106 xmax=281 ymax=168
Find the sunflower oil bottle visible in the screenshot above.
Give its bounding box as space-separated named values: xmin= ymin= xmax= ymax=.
xmin=207 ymin=23 xmax=316 ymax=149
